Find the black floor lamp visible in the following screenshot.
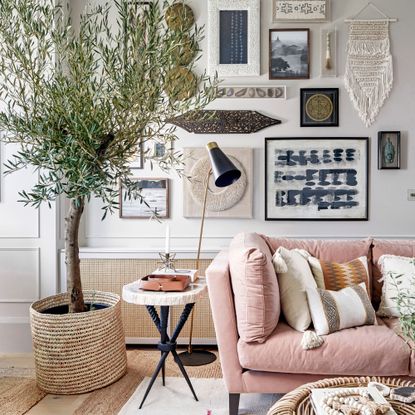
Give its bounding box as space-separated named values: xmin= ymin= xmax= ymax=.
xmin=179 ymin=142 xmax=241 ymax=366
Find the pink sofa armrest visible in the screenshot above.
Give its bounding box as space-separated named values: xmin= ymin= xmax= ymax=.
xmin=206 ymin=250 xmax=245 ymax=392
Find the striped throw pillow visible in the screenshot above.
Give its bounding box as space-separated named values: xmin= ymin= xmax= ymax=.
xmin=307 ymin=256 xmax=370 ymax=294
xmin=306 ymin=282 xmax=376 ymax=336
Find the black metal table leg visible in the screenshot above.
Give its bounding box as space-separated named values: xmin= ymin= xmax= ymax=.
xmin=139 ymin=303 xmax=198 ymax=409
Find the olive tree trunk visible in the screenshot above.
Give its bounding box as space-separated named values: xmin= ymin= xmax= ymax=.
xmin=65 ymin=198 xmax=86 ymax=313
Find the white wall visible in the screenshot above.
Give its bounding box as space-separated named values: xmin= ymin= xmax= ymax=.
xmin=83 ymin=0 xmax=415 ymax=252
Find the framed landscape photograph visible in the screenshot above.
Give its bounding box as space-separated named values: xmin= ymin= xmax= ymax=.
xmin=265 ymin=137 xmax=369 ymax=221
xmin=208 ymin=0 xmax=260 ymax=77
xmin=273 ymin=0 xmax=330 ymax=23
xmin=300 ymin=88 xmax=339 ymax=127
xmin=120 ymin=178 xmax=169 ymax=218
xmin=269 ymin=29 xmax=310 ymax=80
xmin=378 ymin=131 xmax=401 ymax=170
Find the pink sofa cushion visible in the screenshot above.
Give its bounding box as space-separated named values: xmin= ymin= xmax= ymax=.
xmin=237 ymin=319 xmax=410 ymax=376
xmin=372 ymin=239 xmax=415 ymax=306
xmin=263 ymin=237 xmax=373 ymax=295
xmin=229 ymin=233 xmax=280 ymax=343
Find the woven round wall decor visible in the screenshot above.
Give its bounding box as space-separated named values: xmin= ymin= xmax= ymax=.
xmin=165 ymin=3 xmax=195 ymax=32
xmin=165 ymin=66 xmax=197 ymax=101
xmin=189 ymin=156 xmax=247 ymax=212
xmin=173 ymin=34 xmax=197 ymax=66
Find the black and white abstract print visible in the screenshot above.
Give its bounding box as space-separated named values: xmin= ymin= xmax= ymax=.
xmin=266 ymin=138 xmax=368 ymax=220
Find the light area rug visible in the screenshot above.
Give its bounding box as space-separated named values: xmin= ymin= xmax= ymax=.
xmin=73 ymin=349 xmax=223 ymax=415
xmin=119 ymin=377 xmax=280 ymax=415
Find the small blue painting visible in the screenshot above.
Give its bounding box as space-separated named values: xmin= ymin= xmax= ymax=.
xmin=219 ymin=10 xmax=248 ymax=65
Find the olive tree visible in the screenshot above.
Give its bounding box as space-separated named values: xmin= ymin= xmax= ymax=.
xmin=0 ymin=0 xmax=216 ymax=312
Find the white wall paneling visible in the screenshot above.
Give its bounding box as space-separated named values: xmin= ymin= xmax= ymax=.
xmin=0 ymin=248 xmax=40 ymax=303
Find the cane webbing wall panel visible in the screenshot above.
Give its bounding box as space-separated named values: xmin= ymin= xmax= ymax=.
xmin=79 ymin=258 xmax=215 ymax=344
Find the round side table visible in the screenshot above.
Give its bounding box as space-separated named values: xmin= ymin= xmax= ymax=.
xmin=267 ymin=377 xmax=415 ymax=415
xmin=122 ymin=278 xmax=207 ymax=409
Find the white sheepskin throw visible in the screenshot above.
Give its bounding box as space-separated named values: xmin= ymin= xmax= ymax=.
xmin=344 ymin=21 xmax=393 ymax=127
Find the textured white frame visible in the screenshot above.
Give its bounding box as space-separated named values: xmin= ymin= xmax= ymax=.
xmin=208 ymin=0 xmax=260 ymax=77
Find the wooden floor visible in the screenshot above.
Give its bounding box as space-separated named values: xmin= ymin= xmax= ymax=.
xmin=0 ymin=353 xmax=91 ymax=415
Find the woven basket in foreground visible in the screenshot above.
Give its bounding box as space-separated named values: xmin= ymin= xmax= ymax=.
xmin=268 ymin=377 xmax=415 ymax=415
xmin=30 ymin=290 xmax=127 ymax=395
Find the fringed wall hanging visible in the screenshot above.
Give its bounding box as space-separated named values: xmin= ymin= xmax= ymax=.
xmin=344 ymin=3 xmax=397 ymax=127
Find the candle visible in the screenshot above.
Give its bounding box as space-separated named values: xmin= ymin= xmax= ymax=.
xmin=165 ymin=225 xmax=170 ymax=254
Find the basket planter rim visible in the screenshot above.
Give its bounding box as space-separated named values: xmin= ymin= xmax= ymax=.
xmin=30 ymin=290 xmax=120 ymax=318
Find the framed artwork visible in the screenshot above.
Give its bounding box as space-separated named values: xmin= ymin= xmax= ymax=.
xmin=120 ymin=178 xmax=169 ymax=218
xmin=300 ymin=88 xmax=339 ymax=127
xmin=273 ymin=0 xmax=330 ymax=23
xmin=269 ymin=29 xmax=310 ymax=80
xmin=216 ymin=86 xmax=286 ymax=99
xmin=378 ymin=131 xmax=401 ymax=170
xmin=183 ymin=148 xmax=253 ymax=218
xmin=265 ymin=137 xmax=369 ymax=221
xmin=129 ymin=142 xmax=144 ymax=169
xmin=208 ymin=0 xmax=260 ymax=77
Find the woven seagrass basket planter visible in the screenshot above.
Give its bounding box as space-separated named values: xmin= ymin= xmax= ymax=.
xmin=30 ymin=290 xmax=127 ymax=395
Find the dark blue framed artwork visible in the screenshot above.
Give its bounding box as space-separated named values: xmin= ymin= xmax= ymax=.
xmin=265 ymin=137 xmax=369 ymax=221
xmin=219 ymin=10 xmax=248 ymax=65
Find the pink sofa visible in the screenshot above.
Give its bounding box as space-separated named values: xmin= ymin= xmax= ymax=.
xmin=206 ymin=234 xmax=415 ymax=415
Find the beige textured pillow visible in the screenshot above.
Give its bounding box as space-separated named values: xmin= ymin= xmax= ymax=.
xmin=306 ymin=283 xmax=376 ymax=335
xmin=272 ymin=247 xmax=316 ymax=332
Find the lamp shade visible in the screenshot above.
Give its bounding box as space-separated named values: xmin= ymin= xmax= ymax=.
xmin=206 ymin=142 xmax=241 ymax=187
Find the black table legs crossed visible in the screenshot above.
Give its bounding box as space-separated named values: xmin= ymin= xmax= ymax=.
xmin=139 ymin=303 xmax=198 ymax=409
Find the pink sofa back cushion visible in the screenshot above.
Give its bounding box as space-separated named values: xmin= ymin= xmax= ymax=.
xmin=229 ymin=232 xmax=280 ymax=344
xmin=372 ymin=239 xmax=415 ymax=306
xmin=263 ymin=236 xmax=373 ymax=295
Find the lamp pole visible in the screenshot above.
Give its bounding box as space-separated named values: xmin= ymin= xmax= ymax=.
xmin=179 ymin=142 xmax=241 ymax=366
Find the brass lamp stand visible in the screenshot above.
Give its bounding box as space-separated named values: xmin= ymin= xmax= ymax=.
xmin=179 ymin=142 xmax=241 ymax=366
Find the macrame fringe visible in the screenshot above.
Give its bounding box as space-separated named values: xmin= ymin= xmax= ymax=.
xmin=347 ymin=39 xmax=390 ymax=56
xmin=345 ymin=57 xmax=393 ymax=127
xmin=345 ymin=21 xmax=393 ymax=127
xmin=301 ymin=330 xmax=325 ymax=350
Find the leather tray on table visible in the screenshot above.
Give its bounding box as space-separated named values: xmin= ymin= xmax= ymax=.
xmin=138 ymin=274 xmax=190 ymax=292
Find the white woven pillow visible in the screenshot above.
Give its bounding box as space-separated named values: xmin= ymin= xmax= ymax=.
xmin=306 ymin=282 xmax=376 ymax=336
xmin=272 ymin=247 xmax=317 ymax=332
xmin=378 ymin=254 xmax=415 ymax=317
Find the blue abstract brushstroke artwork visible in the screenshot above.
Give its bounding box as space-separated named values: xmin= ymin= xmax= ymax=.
xmin=219 ymin=10 xmax=248 ymax=65
xmin=266 ymin=138 xmax=368 ymax=220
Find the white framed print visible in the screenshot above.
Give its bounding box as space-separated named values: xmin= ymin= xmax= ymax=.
xmin=208 ymin=0 xmax=260 ymax=77
xmin=273 ymin=0 xmax=330 ymax=23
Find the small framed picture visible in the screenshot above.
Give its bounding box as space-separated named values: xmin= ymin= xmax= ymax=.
xmin=129 ymin=142 xmax=144 ymax=169
xmin=300 ymin=88 xmax=339 ymax=127
xmin=208 ymin=0 xmax=260 ymax=77
xmin=120 ymin=178 xmax=169 ymax=218
xmin=272 ymin=0 xmax=330 ymax=23
xmin=378 ymin=131 xmax=401 ymax=170
xmin=269 ymin=29 xmax=310 ymax=80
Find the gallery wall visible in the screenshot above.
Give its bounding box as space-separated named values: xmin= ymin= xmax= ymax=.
xmin=80 ymin=0 xmax=415 ymax=252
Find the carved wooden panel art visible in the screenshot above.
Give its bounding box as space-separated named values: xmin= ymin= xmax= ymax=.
xmin=168 ymin=110 xmax=281 ymax=134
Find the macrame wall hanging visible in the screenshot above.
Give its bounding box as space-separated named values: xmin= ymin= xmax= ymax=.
xmin=344 ymin=3 xmax=397 ymax=127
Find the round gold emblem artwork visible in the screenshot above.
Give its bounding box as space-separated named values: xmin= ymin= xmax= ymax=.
xmin=165 ymin=4 xmax=195 ymax=32
xmin=305 ymin=94 xmax=333 ymax=122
